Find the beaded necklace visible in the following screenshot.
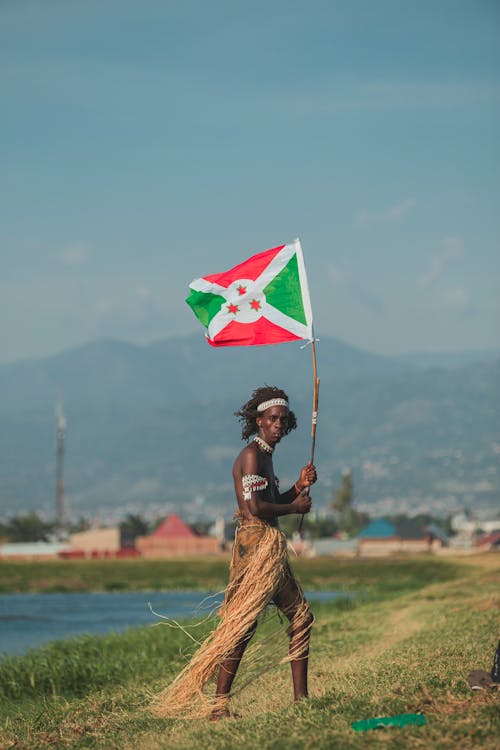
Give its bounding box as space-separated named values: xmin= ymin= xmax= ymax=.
xmin=252 ymin=435 xmax=274 ymax=454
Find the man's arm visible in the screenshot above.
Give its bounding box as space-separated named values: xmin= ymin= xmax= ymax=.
xmin=277 ymin=463 xmax=317 ymax=504
xmin=239 ymin=451 xmax=312 ymax=519
xmin=251 ymin=492 xmax=312 ymax=519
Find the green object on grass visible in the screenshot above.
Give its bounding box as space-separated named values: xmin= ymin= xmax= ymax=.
xmin=352 ymin=713 xmax=427 ymax=731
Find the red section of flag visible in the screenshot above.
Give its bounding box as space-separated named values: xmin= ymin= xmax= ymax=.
xmin=203 ymin=245 xmax=285 ymax=288
xmin=207 ymin=317 xmax=302 ymax=347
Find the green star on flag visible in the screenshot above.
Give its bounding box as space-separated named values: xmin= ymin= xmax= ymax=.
xmin=186 ymin=238 xmax=313 ymax=347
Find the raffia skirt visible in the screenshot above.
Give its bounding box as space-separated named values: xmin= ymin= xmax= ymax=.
xmin=150 ymin=517 xmax=312 ymax=719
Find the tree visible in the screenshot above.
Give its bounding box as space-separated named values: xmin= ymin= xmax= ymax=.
xmin=331 ymin=470 xmax=368 ymax=537
xmin=4 ymin=513 xmax=55 ymax=542
xmin=69 ymin=517 xmax=91 ymax=534
xmin=0 ymin=521 xmax=9 ymax=542
xmin=190 ymin=520 xmax=212 ymax=536
xmin=120 ymin=514 xmax=150 ymax=547
xmin=332 ymin=469 xmax=354 ymax=514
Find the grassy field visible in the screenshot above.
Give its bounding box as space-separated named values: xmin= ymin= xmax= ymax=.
xmin=0 ymin=555 xmax=466 ymax=596
xmin=0 ymin=554 xmax=499 ymax=749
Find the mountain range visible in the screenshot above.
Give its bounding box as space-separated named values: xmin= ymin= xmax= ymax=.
xmin=0 ymin=335 xmax=498 ymax=521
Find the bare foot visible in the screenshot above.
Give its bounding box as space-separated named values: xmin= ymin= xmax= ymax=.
xmin=209 ymin=705 xmax=231 ymax=721
xmin=294 ymin=693 xmax=309 ymax=703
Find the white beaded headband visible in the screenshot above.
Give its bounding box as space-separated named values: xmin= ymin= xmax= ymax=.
xmin=257 ymin=398 xmax=288 ymax=412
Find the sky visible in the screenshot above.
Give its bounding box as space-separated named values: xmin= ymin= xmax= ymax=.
xmin=1 ymin=0 xmax=499 ymax=364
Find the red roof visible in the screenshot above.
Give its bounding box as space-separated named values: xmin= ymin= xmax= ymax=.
xmin=150 ymin=514 xmax=196 ymax=539
xmin=476 ymin=531 xmax=500 ymax=547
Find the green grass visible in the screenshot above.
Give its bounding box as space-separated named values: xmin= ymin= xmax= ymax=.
xmin=0 ymin=558 xmax=233 ymax=594
xmin=0 ymin=625 xmax=197 ymax=702
xmin=1 ymin=554 xmax=499 ymax=749
xmin=0 ymin=555 xmax=466 ymax=596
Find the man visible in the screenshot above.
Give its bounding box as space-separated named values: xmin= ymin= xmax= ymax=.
xmin=214 ymin=385 xmax=317 ymax=714
xmin=151 ymin=385 xmax=316 ymax=720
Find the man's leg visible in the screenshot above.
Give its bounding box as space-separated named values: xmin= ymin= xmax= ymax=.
xmin=274 ymin=574 xmax=314 ymax=701
xmin=212 ymin=623 xmax=257 ymax=717
xmin=287 ymin=602 xmax=314 ymax=701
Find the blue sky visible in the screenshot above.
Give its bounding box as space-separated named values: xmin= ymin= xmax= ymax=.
xmin=1 ymin=0 xmax=499 ymax=363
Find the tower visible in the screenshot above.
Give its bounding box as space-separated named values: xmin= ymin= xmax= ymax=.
xmin=55 ymin=395 xmax=67 ymax=528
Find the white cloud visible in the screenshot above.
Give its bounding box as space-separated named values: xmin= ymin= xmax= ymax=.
xmin=204 ymin=445 xmax=235 ymax=462
xmin=95 ymin=286 xmax=152 ymax=314
xmin=445 ymin=286 xmax=469 ymax=307
xmin=386 ymin=199 xmax=416 ymax=221
xmin=417 ymin=256 xmax=446 ymax=287
xmin=266 ymin=80 xmax=500 ymax=117
xmin=343 ymin=80 xmax=500 ymax=112
xmin=417 ymin=236 xmax=462 ymax=286
xmin=327 ymin=263 xmax=384 ymax=314
xmin=60 ymin=244 xmax=88 ymax=266
xmin=357 ymin=198 xmax=415 ymax=226
xmin=440 ymin=237 xmax=462 ymax=262
xmin=124 ymin=478 xmax=161 ymax=501
xmin=95 ymin=297 xmax=114 ymax=313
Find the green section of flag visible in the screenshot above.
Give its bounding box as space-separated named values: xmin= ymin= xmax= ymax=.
xmin=186 ymin=288 xmax=226 ymax=328
xmin=263 ymin=253 xmax=307 ymax=325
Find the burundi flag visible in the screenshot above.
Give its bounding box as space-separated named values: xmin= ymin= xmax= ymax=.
xmin=186 ymin=238 xmax=313 ymax=347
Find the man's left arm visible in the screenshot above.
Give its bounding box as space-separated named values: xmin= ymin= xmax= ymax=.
xmin=278 ymin=462 xmax=317 ymax=504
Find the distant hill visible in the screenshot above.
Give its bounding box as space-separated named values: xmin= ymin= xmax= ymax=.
xmin=0 ymin=334 xmax=407 ymax=413
xmin=0 ymin=336 xmax=498 ymax=520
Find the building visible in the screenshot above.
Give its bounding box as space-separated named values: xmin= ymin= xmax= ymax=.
xmin=475 ymin=531 xmax=500 ymax=551
xmin=136 ymin=513 xmax=221 ymax=557
xmin=426 ymin=522 xmax=450 ymax=550
xmin=357 ymin=519 xmax=430 ymax=556
xmin=63 ymin=527 xmax=121 ymax=558
xmin=0 ymin=541 xmax=68 ymax=560
xmin=309 ymin=537 xmax=358 ymax=557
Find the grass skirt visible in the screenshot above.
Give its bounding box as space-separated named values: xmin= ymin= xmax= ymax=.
xmin=150 ymin=519 xmax=312 ymax=719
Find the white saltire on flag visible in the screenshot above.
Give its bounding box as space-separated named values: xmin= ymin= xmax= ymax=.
xmin=186 ymin=238 xmax=313 ymax=347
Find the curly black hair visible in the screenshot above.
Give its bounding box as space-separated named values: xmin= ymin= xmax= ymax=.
xmin=235 ymin=385 xmax=297 ymax=441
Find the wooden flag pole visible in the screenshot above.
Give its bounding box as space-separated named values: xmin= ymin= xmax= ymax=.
xmin=298 ymin=337 xmax=319 ymax=533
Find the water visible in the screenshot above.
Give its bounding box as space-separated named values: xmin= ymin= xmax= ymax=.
xmin=0 ymin=590 xmax=348 ymax=658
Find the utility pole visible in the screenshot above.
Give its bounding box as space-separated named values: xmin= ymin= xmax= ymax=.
xmin=55 ymin=394 xmax=67 ymax=529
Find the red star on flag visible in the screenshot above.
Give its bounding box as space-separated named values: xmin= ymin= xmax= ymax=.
xmin=250 ymin=299 xmax=261 ymax=311
xmin=227 ymin=303 xmax=239 ymax=314
xmin=237 ymin=285 xmax=247 ymax=295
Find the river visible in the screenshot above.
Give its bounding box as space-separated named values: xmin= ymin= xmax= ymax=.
xmin=0 ymin=590 xmax=348 ymax=658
